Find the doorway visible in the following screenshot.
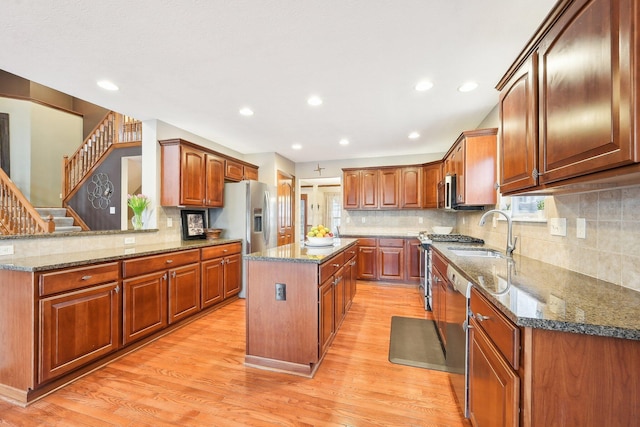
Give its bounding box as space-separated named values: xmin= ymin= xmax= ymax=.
xmin=121 ymin=155 xmax=142 ymax=230
xmin=299 ymin=177 xmax=342 ymax=236
xmin=277 ymin=170 xmax=295 ymax=246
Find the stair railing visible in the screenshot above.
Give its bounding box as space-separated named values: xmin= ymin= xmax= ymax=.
xmin=62 ymin=112 xmax=142 ymax=199
xmin=0 ymin=167 xmax=55 ymax=235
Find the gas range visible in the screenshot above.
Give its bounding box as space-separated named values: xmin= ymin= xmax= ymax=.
xmin=417 ymin=232 xmax=484 ymax=245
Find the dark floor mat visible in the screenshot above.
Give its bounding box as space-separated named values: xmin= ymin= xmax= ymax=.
xmin=388 ymin=316 xmax=455 ymax=372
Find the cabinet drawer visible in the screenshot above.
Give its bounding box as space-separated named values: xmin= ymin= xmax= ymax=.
xmin=319 ymin=252 xmax=345 ymax=284
xmin=201 ymin=242 xmax=242 ymax=260
xmin=432 ymin=250 xmax=448 ymax=276
xmin=39 ymin=262 xmax=119 ymax=296
xmin=378 ymin=238 xmax=403 ymax=247
xmin=357 ymin=238 xmax=377 ymax=246
xmin=470 ymin=287 xmax=520 ymax=370
xmin=122 ymin=249 xmax=200 ymax=278
xmin=344 ymin=246 xmax=358 ymax=261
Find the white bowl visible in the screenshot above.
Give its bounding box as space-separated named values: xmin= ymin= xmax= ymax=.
xmin=432 ymin=226 xmax=453 ymax=234
xmin=306 ymin=236 xmax=335 ymax=246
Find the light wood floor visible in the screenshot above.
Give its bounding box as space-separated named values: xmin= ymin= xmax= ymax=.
xmin=0 ymin=282 xmax=470 ymax=426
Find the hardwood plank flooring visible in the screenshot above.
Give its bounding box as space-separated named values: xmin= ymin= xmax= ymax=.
xmin=0 ymin=282 xmax=470 ymax=426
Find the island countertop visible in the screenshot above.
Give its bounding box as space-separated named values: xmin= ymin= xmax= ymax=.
xmin=0 ymin=238 xmax=243 ymax=272
xmin=244 ymin=238 xmax=357 ymax=263
xmin=431 ymin=242 xmax=640 ymax=341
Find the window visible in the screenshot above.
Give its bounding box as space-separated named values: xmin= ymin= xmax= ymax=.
xmin=499 ymin=195 xmax=547 ymax=222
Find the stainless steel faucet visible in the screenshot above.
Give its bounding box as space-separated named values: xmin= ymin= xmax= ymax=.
xmin=479 ymin=209 xmax=517 ymax=257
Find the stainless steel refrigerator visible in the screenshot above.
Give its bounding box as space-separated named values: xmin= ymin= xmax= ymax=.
xmin=208 ymin=180 xmax=277 ymax=297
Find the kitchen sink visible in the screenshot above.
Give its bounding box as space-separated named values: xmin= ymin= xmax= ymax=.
xmin=447 ymin=247 xmax=504 ymax=258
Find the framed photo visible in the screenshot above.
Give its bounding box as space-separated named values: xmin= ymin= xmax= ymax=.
xmin=180 ymin=210 xmax=207 ymax=240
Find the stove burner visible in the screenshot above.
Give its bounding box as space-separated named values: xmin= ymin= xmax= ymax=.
xmin=426 ymin=233 xmax=485 ymax=244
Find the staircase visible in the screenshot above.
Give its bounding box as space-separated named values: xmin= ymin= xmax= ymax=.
xmin=35 ymin=208 xmax=82 ymax=233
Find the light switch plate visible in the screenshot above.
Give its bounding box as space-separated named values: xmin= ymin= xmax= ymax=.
xmin=549 ymin=218 xmax=567 ymax=236
xmin=0 ymin=245 xmax=14 ymax=256
xmin=124 ymin=237 xmax=136 ymax=245
xmin=167 ymin=218 xmax=173 ymax=227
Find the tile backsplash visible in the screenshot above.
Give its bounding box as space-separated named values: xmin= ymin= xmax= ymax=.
xmin=456 ymin=186 xmax=640 ymax=292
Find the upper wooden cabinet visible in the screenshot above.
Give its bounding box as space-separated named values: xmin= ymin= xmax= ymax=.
xmin=443 ymin=128 xmax=498 ymax=207
xmin=422 ymin=161 xmax=442 ymax=209
xmin=343 ymin=166 xmax=425 ymax=210
xmin=160 ymin=138 xmax=259 ymax=207
xmin=497 ymin=0 xmax=640 ymax=195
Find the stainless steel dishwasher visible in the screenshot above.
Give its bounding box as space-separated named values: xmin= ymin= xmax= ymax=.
xmin=446 ymin=264 xmax=473 ymax=418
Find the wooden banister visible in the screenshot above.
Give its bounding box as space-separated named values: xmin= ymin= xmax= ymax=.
xmin=0 ymin=168 xmax=55 ymax=235
xmin=62 ymin=112 xmax=142 ymax=199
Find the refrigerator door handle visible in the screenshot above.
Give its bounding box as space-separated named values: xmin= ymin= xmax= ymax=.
xmin=264 ymin=191 xmax=271 ymax=245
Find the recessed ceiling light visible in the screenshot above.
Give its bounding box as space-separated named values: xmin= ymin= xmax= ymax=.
xmin=339 ymin=138 xmax=349 ymax=146
xmin=458 ymin=81 xmax=478 ymax=92
xmin=292 ymin=143 xmax=302 ymax=150
xmin=408 ymin=132 xmax=420 ymax=140
xmin=307 ymin=95 xmax=323 ymax=106
xmin=414 ymin=81 xmax=433 ymax=92
xmin=97 ymin=80 xmax=119 ymax=91
xmin=239 ymin=107 xmax=254 ymax=116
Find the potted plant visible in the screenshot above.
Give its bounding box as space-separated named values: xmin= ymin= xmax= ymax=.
xmin=536 ymin=199 xmax=545 ymax=218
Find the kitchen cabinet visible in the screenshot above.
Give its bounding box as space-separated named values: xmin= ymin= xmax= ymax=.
xmin=318 ymin=274 xmax=335 ymax=356
xmin=443 ymin=128 xmax=497 ymax=207
xmin=405 ymin=238 xmax=422 ymax=283
xmin=361 ymin=169 xmax=379 ymax=208
xmin=431 ymin=250 xmax=448 ymax=347
xmin=422 ymin=161 xmax=441 ymax=209
xmin=343 ymin=166 xmax=425 ymax=210
xmin=378 ymin=238 xmax=404 ymax=281
xmin=122 ymin=249 xmax=200 ymax=344
xmin=356 ymin=238 xmax=377 ymax=280
xmin=400 ymin=166 xmax=422 ymax=209
xmin=225 ymin=158 xmax=259 ymax=182
xmin=343 ymin=247 xmax=357 ymax=311
xmin=38 ymin=263 xmax=120 ymax=384
xmin=497 ymin=0 xmax=640 ymax=195
xmin=159 ymin=139 xmax=224 ymax=207
xmin=379 ymin=168 xmax=400 ymax=208
xmin=468 ymin=287 xmax=520 ymax=427
xmin=201 ymin=242 xmax=242 ymax=308
xmin=343 ymin=170 xmax=360 ymax=209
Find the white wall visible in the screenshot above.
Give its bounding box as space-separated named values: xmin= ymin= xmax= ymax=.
xmin=0 ymin=98 xmax=32 ymax=197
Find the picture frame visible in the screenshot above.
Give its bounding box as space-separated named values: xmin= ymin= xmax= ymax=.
xmin=180 ymin=210 xmax=207 ymax=240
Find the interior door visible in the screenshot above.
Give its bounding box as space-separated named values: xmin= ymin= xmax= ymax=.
xmin=277 ymin=170 xmax=295 ymax=246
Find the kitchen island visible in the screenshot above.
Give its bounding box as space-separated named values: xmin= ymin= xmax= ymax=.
xmin=244 ymin=238 xmax=357 ymax=377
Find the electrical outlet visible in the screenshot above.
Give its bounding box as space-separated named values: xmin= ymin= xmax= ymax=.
xmin=418 ymin=217 xmax=423 ymax=224
xmin=549 ymin=218 xmax=567 ymax=236
xmin=361 ymin=217 xmax=366 ymax=223
xmin=167 ymin=218 xmax=173 ymax=227
xmin=124 ymin=247 xmax=136 ymax=255
xmin=576 ymin=218 xmax=586 ymax=239
xmin=275 ymin=283 xmax=286 ymax=301
xmin=0 ymin=245 xmax=14 ymax=256
xmin=109 ymin=206 xmax=116 ymax=214
xmin=124 ymin=237 xmax=136 ymax=245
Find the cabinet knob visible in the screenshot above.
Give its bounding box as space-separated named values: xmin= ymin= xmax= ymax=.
xmin=494 ymin=182 xmax=500 ymax=190
xmin=114 ymin=285 xmax=120 ymax=294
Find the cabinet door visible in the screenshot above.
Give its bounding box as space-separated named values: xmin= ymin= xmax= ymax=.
xmin=378 ymin=246 xmax=404 ymax=281
xmin=499 ymin=54 xmax=538 ymax=194
xmin=400 ymin=167 xmax=422 ymax=209
xmin=201 ymin=257 xmax=224 ymax=308
xmin=405 ymin=239 xmax=422 ymax=283
xmin=379 ymin=168 xmax=400 ymax=209
xmin=356 ymin=245 xmax=377 ymax=280
xmin=318 ymin=276 xmax=335 ymax=356
xmin=123 ymin=271 xmax=168 ymax=345
xmin=244 ymin=165 xmax=259 ymax=181
xmin=431 ymin=266 xmax=446 ymax=347
xmin=469 ymin=318 xmax=520 ymax=427
xmin=538 ymin=0 xmax=637 ymax=184
xmin=39 ymin=282 xmax=120 ymax=384
xmin=343 ymin=170 xmax=360 ymax=209
xmin=361 ymin=170 xmax=379 ymax=208
xmin=223 ymin=253 xmax=242 ymax=298
xmin=343 ymin=257 xmax=353 ymax=311
xmin=333 ymin=265 xmax=345 ymax=329
xmin=451 ymin=142 xmax=466 ymax=204
xmin=422 ymin=162 xmax=441 ymax=208
xmin=224 ymin=158 xmax=245 ymax=181
xmin=205 ymin=154 xmax=224 ymax=207
xmin=180 ymin=146 xmax=206 ymax=206
xmin=168 ymin=263 xmax=200 ymax=325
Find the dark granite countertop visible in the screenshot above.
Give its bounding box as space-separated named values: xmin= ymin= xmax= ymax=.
xmin=244 ymin=238 xmax=358 ymax=264
xmin=0 ymin=238 xmax=243 ymax=272
xmin=341 ymin=233 xmax=420 ymax=239
xmin=431 ymin=242 xmax=640 ymax=341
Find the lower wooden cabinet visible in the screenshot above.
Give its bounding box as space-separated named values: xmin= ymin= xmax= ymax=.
xmin=122 ymin=271 xmax=168 ymax=345
xmin=356 ymin=242 xmax=377 ymax=280
xmin=378 ymin=238 xmax=404 ymax=281
xmin=201 ymin=242 xmax=242 ymax=307
xmin=39 ymin=282 xmax=120 ymax=384
xmin=354 ymin=236 xmax=420 ymax=283
xmin=319 ymin=275 xmax=335 ymax=356
xmin=168 ymin=263 xmax=201 ymax=324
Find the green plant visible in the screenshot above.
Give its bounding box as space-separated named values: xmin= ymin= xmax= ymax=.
xmin=127 ymin=193 xmax=151 ymax=215
xmin=536 ymin=199 xmax=545 ymax=210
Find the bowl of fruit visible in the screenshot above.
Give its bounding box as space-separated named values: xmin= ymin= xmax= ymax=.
xmin=306 ymin=225 xmax=335 ymax=246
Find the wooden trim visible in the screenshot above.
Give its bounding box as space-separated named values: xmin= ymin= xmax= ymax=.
xmin=158 ymin=138 xmax=259 ymax=170
xmin=0 ymin=93 xmax=84 ymax=117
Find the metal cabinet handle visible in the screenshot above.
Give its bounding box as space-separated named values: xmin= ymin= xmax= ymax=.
xmin=114 ymin=285 xmax=120 ymax=294
xmin=81 ymin=275 xmax=92 ymax=280
xmin=475 ymin=313 xmax=490 ymax=322
xmin=166 ymin=259 xmax=173 ymax=264
xmin=332 ymin=263 xmax=340 ymax=267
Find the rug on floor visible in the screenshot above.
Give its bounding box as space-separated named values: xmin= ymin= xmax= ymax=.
xmin=388 ymin=316 xmax=454 ymax=372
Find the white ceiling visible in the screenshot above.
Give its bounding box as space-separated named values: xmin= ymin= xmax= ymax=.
xmin=1 ymin=0 xmax=556 ymax=163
